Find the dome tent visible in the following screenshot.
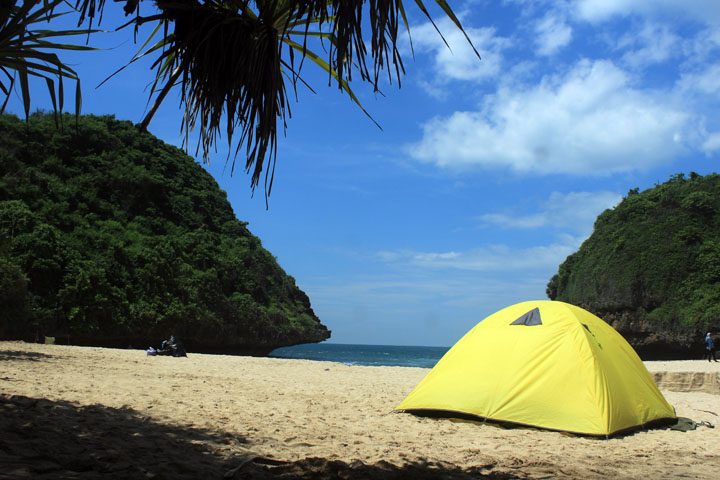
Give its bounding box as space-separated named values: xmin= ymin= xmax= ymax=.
xmin=396 ymin=300 xmax=676 ymax=436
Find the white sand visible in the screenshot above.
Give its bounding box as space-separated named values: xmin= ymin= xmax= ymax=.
xmin=1 ymin=341 xmax=718 ymax=479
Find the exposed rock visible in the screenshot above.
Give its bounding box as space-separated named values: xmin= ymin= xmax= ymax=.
xmin=548 ymin=173 xmax=720 ymax=359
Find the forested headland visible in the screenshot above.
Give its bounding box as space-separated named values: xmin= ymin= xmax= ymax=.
xmin=548 ymin=173 xmax=720 ymax=358
xmin=0 ymin=113 xmax=330 ymax=354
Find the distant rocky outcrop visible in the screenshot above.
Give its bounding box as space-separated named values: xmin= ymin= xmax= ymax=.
xmin=0 ymin=113 xmax=330 ymax=354
xmin=547 ymin=173 xmax=720 ymax=359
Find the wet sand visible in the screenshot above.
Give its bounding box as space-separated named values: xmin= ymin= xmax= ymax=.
xmin=1 ymin=341 xmax=718 ymax=479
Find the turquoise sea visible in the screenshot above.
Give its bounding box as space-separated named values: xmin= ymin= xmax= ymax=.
xmin=269 ymin=343 xmax=450 ymax=368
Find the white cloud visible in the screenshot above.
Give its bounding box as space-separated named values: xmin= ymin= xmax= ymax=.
xmin=377 ymin=238 xmax=580 ymax=273
xmin=480 ymin=212 xmax=547 ymax=229
xmin=408 ymin=59 xmax=689 ymax=175
xmin=573 ymin=0 xmax=720 ymax=25
xmin=410 ymin=20 xmax=511 ymax=83
xmin=573 ymin=0 xmax=639 ymax=22
xmin=684 ymin=28 xmax=720 ymax=65
xmin=413 ymin=251 xmax=462 ymax=262
xmin=480 ymin=190 xmax=621 ymax=235
xmin=678 ymin=63 xmax=720 ymax=96
xmin=618 ymin=22 xmax=681 ymax=68
xmin=676 ymin=61 xmax=720 ymax=147
xmin=535 ymin=13 xmax=573 ymax=56
xmin=703 ymin=132 xmax=720 ymax=153
xmin=418 ymin=241 xmax=578 ymax=271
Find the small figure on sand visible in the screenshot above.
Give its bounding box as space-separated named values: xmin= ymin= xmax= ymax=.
xmin=146 ymin=335 xmax=187 ymax=357
xmin=705 ymin=332 xmax=717 ymax=362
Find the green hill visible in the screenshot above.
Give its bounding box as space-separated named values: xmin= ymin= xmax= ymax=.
xmin=547 ymin=173 xmax=720 ymax=358
xmin=0 ymin=113 xmax=330 ymax=354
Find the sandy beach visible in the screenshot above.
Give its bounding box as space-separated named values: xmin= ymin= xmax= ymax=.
xmin=1 ymin=341 xmax=718 ymax=479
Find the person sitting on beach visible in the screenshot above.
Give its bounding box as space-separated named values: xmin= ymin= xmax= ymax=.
xmin=705 ymin=332 xmax=717 ymax=362
xmin=154 ymin=335 xmax=188 ymax=357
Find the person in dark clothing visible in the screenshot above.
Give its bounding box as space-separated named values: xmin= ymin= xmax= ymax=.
xmin=705 ymin=332 xmax=717 ymax=362
xmin=157 ymin=335 xmax=187 ymax=357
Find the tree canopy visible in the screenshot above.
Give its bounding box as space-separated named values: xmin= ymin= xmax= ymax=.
xmin=547 ymin=173 xmax=720 ymax=356
xmin=0 ymin=112 xmax=330 ymax=353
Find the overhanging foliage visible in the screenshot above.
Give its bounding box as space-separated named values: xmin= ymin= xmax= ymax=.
xmin=3 ymin=1 xmax=479 ymax=201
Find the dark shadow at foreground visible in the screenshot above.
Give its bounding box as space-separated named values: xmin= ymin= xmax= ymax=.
xmin=0 ymin=394 xmax=519 ymax=480
xmin=0 ymin=394 xmax=247 ymax=479
xmin=0 ymin=350 xmax=54 ymax=362
xmin=234 ymin=457 xmax=519 ymax=480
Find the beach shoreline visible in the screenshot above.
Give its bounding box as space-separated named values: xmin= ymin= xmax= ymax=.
xmin=1 ymin=341 xmax=719 ymax=479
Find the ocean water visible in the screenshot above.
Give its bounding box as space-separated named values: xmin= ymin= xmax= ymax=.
xmin=269 ymin=343 xmax=450 ymax=368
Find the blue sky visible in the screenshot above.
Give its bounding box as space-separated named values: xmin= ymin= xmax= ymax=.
xmin=6 ymin=1 xmax=720 ymax=346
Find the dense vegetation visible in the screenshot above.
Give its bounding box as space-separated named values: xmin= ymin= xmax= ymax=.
xmin=547 ymin=173 xmax=720 ymax=357
xmin=0 ymin=113 xmax=330 ymax=353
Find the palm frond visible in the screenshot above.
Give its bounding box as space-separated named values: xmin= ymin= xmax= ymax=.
xmin=0 ymin=0 xmax=98 ymax=119
xmin=116 ymin=1 xmax=479 ymax=200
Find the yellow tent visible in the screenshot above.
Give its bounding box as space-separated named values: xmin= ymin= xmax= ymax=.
xmin=396 ymin=300 xmax=676 ymax=436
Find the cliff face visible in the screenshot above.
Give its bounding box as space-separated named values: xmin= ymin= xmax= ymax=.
xmin=547 ymin=173 xmax=720 ymax=359
xmin=0 ymin=113 xmax=330 ymax=354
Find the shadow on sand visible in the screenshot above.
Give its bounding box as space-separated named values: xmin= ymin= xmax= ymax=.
xmin=0 ymin=394 xmax=519 ymax=479
xmin=0 ymin=350 xmax=54 ymax=362
xmin=0 ymin=394 xmax=248 ymax=479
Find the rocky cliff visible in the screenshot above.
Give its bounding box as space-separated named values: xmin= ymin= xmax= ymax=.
xmin=547 ymin=173 xmax=720 ymax=359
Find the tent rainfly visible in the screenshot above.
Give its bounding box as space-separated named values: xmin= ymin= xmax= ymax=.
xmin=395 ymin=300 xmax=676 ymax=436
